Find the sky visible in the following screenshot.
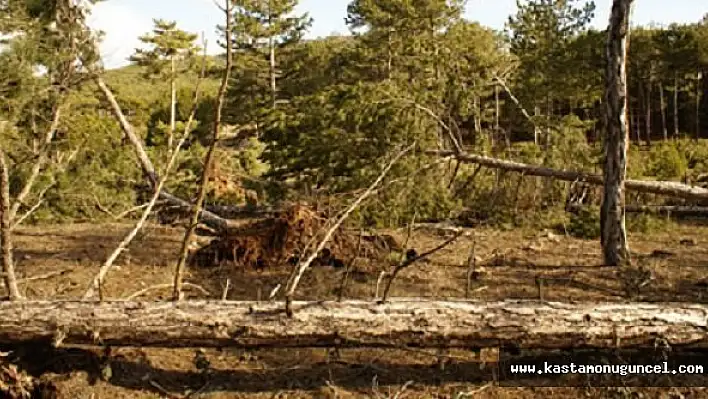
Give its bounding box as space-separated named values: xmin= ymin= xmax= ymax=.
xmin=87 ymin=0 xmax=708 ymax=69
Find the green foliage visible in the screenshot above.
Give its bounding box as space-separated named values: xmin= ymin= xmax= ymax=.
xmin=565 ymin=206 xmax=601 ymax=239
xmin=626 ymin=213 xmax=670 ymax=235
xmin=646 ymin=143 xmax=688 ymax=180
xmin=129 ymin=19 xmax=200 ymax=79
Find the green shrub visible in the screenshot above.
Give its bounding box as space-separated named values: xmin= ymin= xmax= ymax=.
xmin=566 ymin=206 xmax=601 ymax=239
xmin=646 ymin=143 xmax=688 ymax=180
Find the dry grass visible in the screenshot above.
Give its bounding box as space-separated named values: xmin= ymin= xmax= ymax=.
xmin=2 ymin=220 xmax=708 ymax=398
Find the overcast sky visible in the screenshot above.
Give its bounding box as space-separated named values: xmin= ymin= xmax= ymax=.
xmin=86 ymin=0 xmax=708 ymax=69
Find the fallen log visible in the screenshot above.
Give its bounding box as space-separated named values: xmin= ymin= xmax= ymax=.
xmin=0 ymin=299 xmax=707 ymax=349
xmin=567 ymin=203 xmax=708 ymax=215
xmin=429 ymin=150 xmax=708 ymax=202
xmin=94 ymin=76 xmax=229 ymax=234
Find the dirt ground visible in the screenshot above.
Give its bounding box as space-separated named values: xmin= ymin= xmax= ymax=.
xmin=3 ymin=219 xmax=708 ymax=398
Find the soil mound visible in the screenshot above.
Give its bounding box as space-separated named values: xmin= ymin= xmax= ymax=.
xmin=190 ymin=203 xmax=394 ymax=270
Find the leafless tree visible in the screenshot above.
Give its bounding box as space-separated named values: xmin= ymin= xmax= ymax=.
xmin=172 ymin=0 xmax=234 ymax=301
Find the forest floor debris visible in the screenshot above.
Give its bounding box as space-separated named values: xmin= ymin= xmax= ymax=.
xmin=2 ymin=220 xmax=708 ymax=397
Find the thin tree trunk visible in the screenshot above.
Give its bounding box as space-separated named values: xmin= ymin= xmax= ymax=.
xmin=600 ymin=0 xmax=633 ymax=266
xmin=386 ymin=30 xmax=393 ymax=79
xmin=268 ymin=30 xmax=276 ymax=106
xmin=533 ymin=105 xmax=540 ymax=145
xmin=173 ymin=0 xmax=233 ymax=301
xmin=169 ymin=54 xmax=176 ymax=151
xmin=673 ymin=71 xmax=679 ymax=138
xmin=645 ymin=81 xmax=652 ymax=145
xmin=629 ymin=101 xmax=638 ymax=142
xmin=547 ymin=98 xmax=553 ymax=148
xmin=696 ymin=72 xmax=702 ymax=140
xmin=473 ymin=94 xmax=483 ymax=145
xmin=638 ymin=82 xmax=645 ymax=143
xmin=0 ymin=151 xmax=21 ymax=300
xmin=659 ymin=82 xmax=668 ymax=140
xmin=494 ymin=84 xmax=500 ymax=132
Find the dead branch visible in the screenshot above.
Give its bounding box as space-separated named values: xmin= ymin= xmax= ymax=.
xmin=10 ymin=183 xmax=50 ymax=230
xmin=492 ymin=73 xmax=538 ymax=145
xmin=173 ymin=2 xmax=233 ymax=301
xmin=430 ymin=149 xmax=708 ymax=201
xmin=465 ymin=231 xmax=478 ymax=298
xmin=8 ymin=102 xmax=64 ymax=221
xmin=284 ymin=143 xmax=416 ymax=312
xmin=0 ymin=151 xmax=21 ymax=300
xmin=379 ymin=231 xmax=464 ymax=303
xmin=83 ymin=45 xmax=210 ymax=301
xmin=123 ymin=283 xmax=210 ymax=300
xmin=18 ymin=270 xmax=69 ymax=283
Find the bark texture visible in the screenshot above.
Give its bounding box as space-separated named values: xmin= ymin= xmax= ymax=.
xmin=429 ymin=149 xmax=708 ymax=201
xmin=0 ymin=151 xmax=21 ymax=300
xmin=601 ymin=0 xmax=633 ymax=266
xmin=0 ymin=300 xmax=707 ymax=349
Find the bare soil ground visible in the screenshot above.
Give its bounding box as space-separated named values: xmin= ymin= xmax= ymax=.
xmin=3 ymin=220 xmax=708 ymax=398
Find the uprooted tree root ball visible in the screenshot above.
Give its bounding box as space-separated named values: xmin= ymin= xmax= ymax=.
xmin=189 ymin=203 xmax=399 ymax=270
xmin=0 ymin=361 xmax=57 ymax=399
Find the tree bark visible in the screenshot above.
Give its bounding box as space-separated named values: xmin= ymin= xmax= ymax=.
xmin=696 ymin=72 xmax=702 ymax=140
xmin=568 ymin=203 xmax=708 ymax=216
xmin=428 ymin=149 xmax=708 ymax=201
xmin=659 ymin=82 xmax=668 ymax=140
xmin=0 ymin=300 xmax=707 ymax=349
xmin=93 ymin=76 xmax=229 ymax=234
xmin=673 ymin=71 xmax=680 ymax=138
xmin=645 ymin=81 xmax=652 ymax=145
xmin=169 ymin=54 xmax=176 ymax=151
xmin=601 ymin=0 xmax=633 ymax=266
xmin=0 ymin=151 xmax=22 ymax=300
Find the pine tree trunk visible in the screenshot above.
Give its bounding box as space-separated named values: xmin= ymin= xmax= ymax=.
xmin=169 ymin=55 xmax=176 ymax=151
xmin=673 ymin=72 xmax=679 ymax=138
xmin=696 ymin=72 xmax=702 ymax=140
xmin=1 ymin=300 xmax=708 ymax=349
xmin=629 ymin=101 xmax=637 ymax=142
xmin=0 ymin=151 xmax=21 ymax=300
xmin=659 ymin=82 xmax=668 ymax=140
xmin=269 ymin=36 xmax=276 ymax=107
xmin=601 ymin=0 xmax=633 ymax=267
xmin=494 ymin=84 xmax=500 ymax=132
xmin=533 ymin=105 xmax=540 ymax=146
xmin=645 ymin=81 xmax=652 ymax=145
xmin=637 ymin=82 xmax=645 ymax=143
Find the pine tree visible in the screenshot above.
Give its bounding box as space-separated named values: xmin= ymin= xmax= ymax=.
xmin=231 ymin=0 xmax=311 ymax=105
xmin=129 ymin=19 xmax=199 ymax=151
xmin=506 ymin=0 xmax=596 ymax=146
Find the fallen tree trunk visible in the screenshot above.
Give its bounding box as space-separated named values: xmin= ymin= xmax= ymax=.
xmin=429 ymin=150 xmax=708 ymax=202
xmin=568 ymin=203 xmax=708 ymax=215
xmin=94 ymin=77 xmax=229 ymax=234
xmin=0 ymin=299 xmax=706 ymax=349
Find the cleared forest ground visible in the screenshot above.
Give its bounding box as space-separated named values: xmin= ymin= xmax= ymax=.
xmin=3 ymin=221 xmax=708 ymax=398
